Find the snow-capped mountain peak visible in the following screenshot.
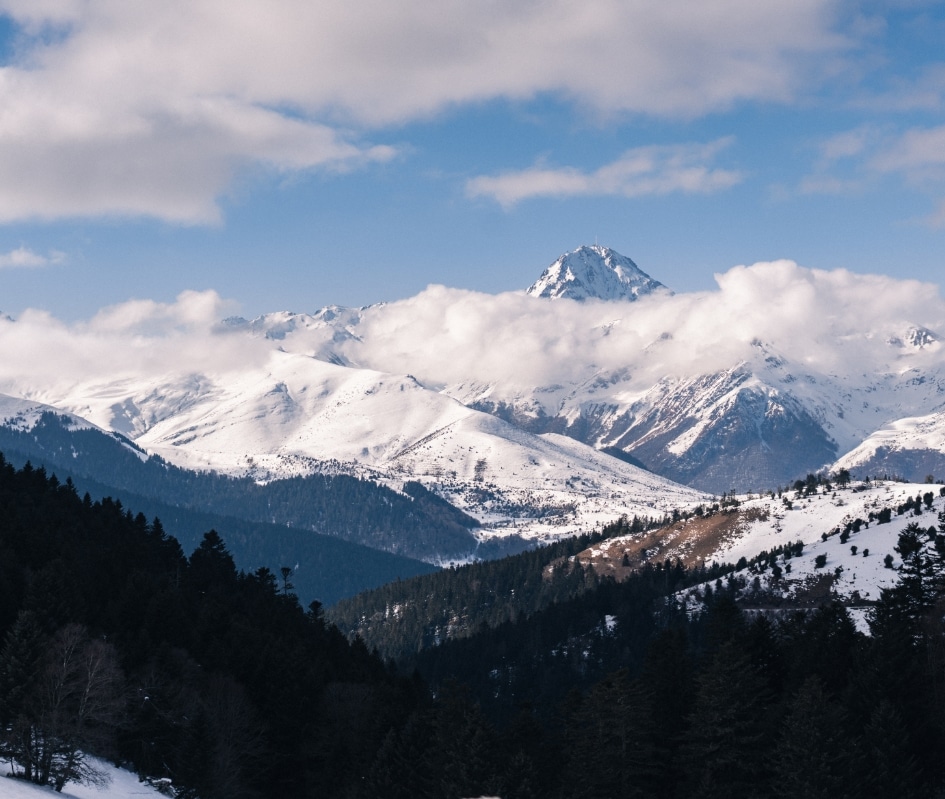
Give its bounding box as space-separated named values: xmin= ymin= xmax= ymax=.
xmin=526 ymin=245 xmax=670 ymax=302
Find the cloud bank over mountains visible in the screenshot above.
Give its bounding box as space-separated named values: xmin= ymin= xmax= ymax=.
xmin=339 ymin=261 xmax=944 ymax=391
xmin=1 ymin=260 xmax=941 ymax=401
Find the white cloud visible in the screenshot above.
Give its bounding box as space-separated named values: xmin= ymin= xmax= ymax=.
xmin=817 ymin=125 xmax=880 ymax=163
xmin=799 ymin=123 xmax=945 ymax=217
xmin=86 ymin=290 xmax=240 ymax=336
xmin=465 ymin=140 xmax=743 ymax=208
xmin=870 ymin=124 xmax=945 ymax=178
xmin=793 ymin=125 xmax=883 ymax=197
xmin=867 ymin=124 xmax=945 ymax=224
xmin=853 ymin=63 xmax=945 ymax=113
xmin=0 ymin=246 xmax=65 ymax=268
xmin=0 ymin=0 xmax=843 ymax=222
xmin=0 ymin=290 xmax=266 ymax=394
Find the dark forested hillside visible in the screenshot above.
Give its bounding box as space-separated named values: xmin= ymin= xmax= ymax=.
xmin=328 ymin=514 xmax=671 ymax=660
xmin=0 ymin=413 xmax=478 ymax=559
xmin=0 ymin=455 xmax=425 ymax=797
xmin=0 ymin=412 xmax=480 ymax=562
xmin=389 ymin=512 xmax=945 ymax=798
xmin=12 ymin=468 xmax=436 ymax=607
xmin=344 ymin=504 xmax=945 ymax=798
xmin=328 ymin=530 xmax=605 ymax=660
xmin=0 ymin=445 xmax=438 ymax=606
xmin=4 ymin=454 xmax=945 ymax=799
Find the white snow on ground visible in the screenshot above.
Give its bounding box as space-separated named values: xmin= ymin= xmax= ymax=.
xmin=377 ymin=425 xmax=707 ymax=546
xmin=1 ymin=759 xmax=166 ymax=798
xmin=669 ymin=480 xmax=945 ymax=628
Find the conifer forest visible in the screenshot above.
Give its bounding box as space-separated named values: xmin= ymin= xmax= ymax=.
xmin=2 ymin=455 xmax=945 ymax=797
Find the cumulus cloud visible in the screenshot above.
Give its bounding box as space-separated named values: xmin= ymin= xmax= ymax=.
xmin=86 ymin=290 xmax=241 ymax=336
xmin=0 ymin=0 xmax=843 ymax=222
xmin=0 ymin=246 xmax=65 ymax=268
xmin=465 ymin=140 xmax=743 ymax=208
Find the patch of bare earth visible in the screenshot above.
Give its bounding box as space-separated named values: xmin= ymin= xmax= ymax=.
xmin=575 ymin=508 xmax=770 ymax=580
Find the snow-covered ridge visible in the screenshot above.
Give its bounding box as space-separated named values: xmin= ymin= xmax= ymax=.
xmin=0 ymin=393 xmax=150 ymax=463
xmin=0 ymin=352 xmax=706 ymax=549
xmin=834 ymin=410 xmax=945 ymax=480
xmin=0 ymin=393 xmax=99 ymax=434
xmin=526 ymin=244 xmax=670 ymax=301
xmin=127 ymin=350 xmax=708 ymax=544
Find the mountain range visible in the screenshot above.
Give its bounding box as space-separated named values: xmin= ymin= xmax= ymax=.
xmin=2 ymin=244 xmax=944 ymax=561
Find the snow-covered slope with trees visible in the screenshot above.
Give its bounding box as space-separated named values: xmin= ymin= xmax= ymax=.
xmin=834 ymin=409 xmax=945 ymax=481
xmin=580 ymin=477 xmax=945 ymax=621
xmin=1 ymin=759 xmax=166 ymax=799
xmin=0 ymin=394 xmax=100 ymax=434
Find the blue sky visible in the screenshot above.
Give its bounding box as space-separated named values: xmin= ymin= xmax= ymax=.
xmin=0 ymin=0 xmax=943 ymax=321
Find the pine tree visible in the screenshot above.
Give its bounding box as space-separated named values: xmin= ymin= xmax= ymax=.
xmin=771 ymin=676 xmax=852 ymax=799
xmin=0 ymin=610 xmax=46 ymax=782
xmin=561 ymin=670 xmax=657 ymax=798
xmin=852 ymin=700 xmax=925 ymax=798
xmin=894 ymin=522 xmax=943 ymax=619
xmin=680 ymin=641 xmax=773 ymax=798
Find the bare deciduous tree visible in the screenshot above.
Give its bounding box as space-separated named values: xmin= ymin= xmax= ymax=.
xmin=2 ymin=623 xmax=126 ymax=792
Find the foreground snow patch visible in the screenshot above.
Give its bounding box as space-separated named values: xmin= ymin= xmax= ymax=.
xmin=2 ymin=759 xmax=166 ymax=799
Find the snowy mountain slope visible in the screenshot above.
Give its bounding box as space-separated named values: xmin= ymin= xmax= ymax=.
xmin=223 ymin=304 xmax=367 ymax=366
xmin=833 ymin=409 xmax=945 ymax=480
xmin=0 ymin=392 xmax=147 ymax=460
xmin=527 ymin=245 xmax=670 ymax=301
xmin=132 ymin=352 xmax=466 ymax=474
xmin=0 ymin=393 xmax=100 ymax=433
xmin=7 ymin=348 xmax=704 ymax=548
xmin=580 ymin=479 xmax=943 ymax=617
xmin=127 ymin=351 xmax=706 ymax=544
xmin=385 ymin=421 xmax=707 ymax=546
xmin=450 ymin=335 xmax=945 ymax=493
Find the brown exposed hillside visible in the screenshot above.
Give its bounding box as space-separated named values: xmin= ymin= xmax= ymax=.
xmin=575 ymin=507 xmax=770 ymax=579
